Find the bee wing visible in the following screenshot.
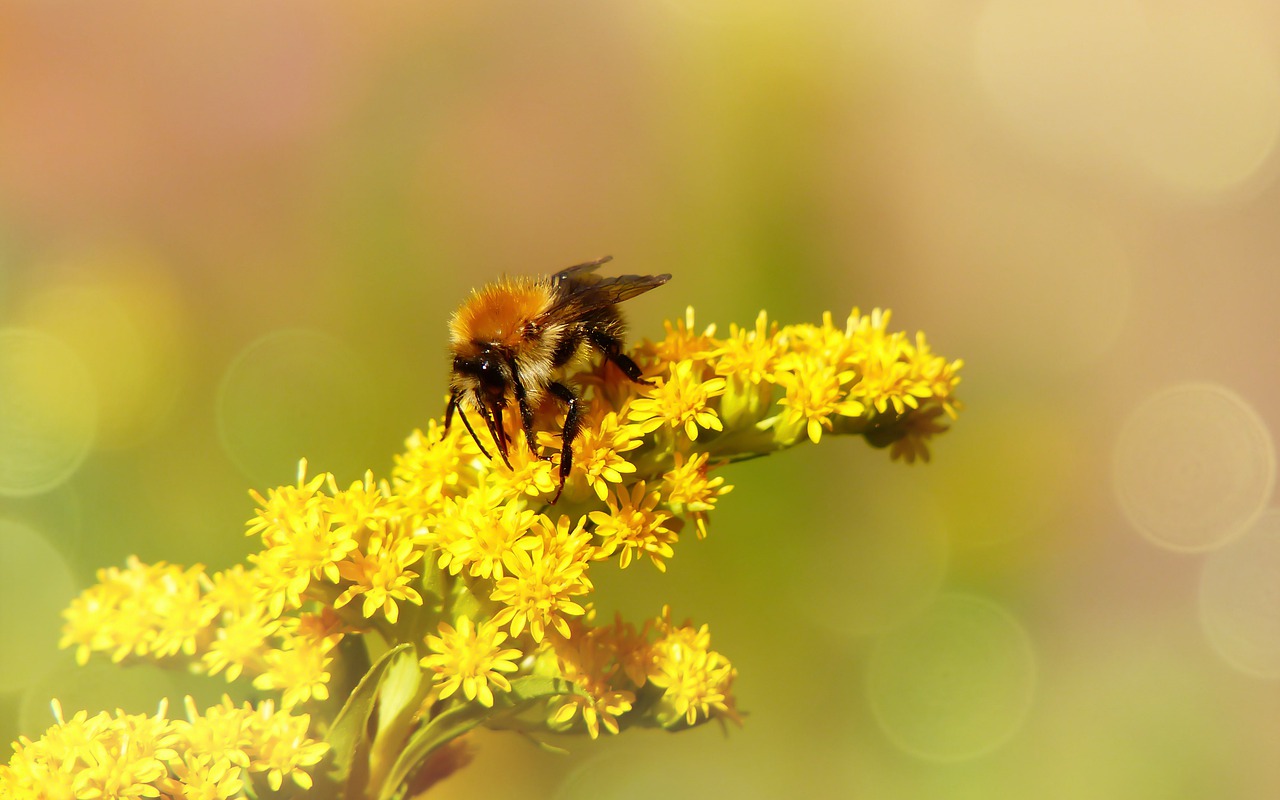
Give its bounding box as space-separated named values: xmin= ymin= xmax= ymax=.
xmin=550 ymin=256 xmax=614 ymax=286
xmin=542 ymin=271 xmax=672 ymax=320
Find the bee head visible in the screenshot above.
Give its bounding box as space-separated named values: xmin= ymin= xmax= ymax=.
xmin=452 ymin=347 xmax=510 ymax=403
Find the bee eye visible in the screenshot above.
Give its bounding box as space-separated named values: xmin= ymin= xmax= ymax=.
xmin=477 ymin=358 xmax=507 ymax=394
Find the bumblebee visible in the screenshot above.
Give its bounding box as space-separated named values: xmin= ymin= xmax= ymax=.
xmin=446 ymin=256 xmax=669 ymax=502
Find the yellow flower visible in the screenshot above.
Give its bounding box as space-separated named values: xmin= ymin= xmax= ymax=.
xmin=243 ymin=701 xmax=329 ymax=792
xmin=490 ymin=516 xmax=593 ymax=642
xmin=548 ymin=623 xmax=636 ymax=739
xmin=0 ymin=700 xmax=179 ymax=800
xmin=253 ymin=631 xmax=340 ymax=709
xmin=774 ymin=355 xmax=865 ymax=444
xmin=325 ymin=470 xmax=392 ymax=543
xmin=847 ymin=343 xmax=931 ymax=416
xmin=439 ymin=499 xmax=539 ymax=580
xmin=845 ymin=306 xmax=895 ymax=357
xmin=647 ymin=609 xmax=741 ymax=728
xmin=205 ymin=564 xmax=270 ymax=617
xmin=202 ymin=605 xmax=279 ymax=682
xmin=59 ymin=557 xmax=215 ymax=666
xmin=333 ymin=531 xmax=424 ymax=625
xmin=589 ymin=481 xmax=680 ymax=571
xmin=245 ymin=460 xmax=328 ymax=547
xmin=172 ymin=696 xmax=253 ymax=771
xmin=422 ymin=616 xmax=523 ymax=708
xmin=661 ymin=452 xmax=733 ymax=539
xmin=423 ymin=480 xmax=523 ymax=575
xmin=486 ymin=427 xmax=560 ymax=499
xmin=30 ymin=300 xmax=964 ymax=797
xmin=714 ymin=310 xmax=779 ymax=385
xmin=627 ymin=360 xmax=726 ymax=441
xmin=392 ymin=420 xmax=468 ymax=516
xmin=565 ymin=409 xmax=643 ymax=501
xmin=904 ymin=331 xmax=964 ymax=418
xmin=168 ymin=753 xmax=244 ymax=800
xmin=245 ymin=464 xmax=366 ymax=618
xmin=637 ymin=305 xmax=718 ymax=367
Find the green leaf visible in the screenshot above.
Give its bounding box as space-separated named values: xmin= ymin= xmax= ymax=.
xmin=450 ymin=577 xmax=485 ymax=623
xmin=507 ymin=675 xmax=585 ymax=703
xmin=520 ymin=733 xmax=571 ymax=756
xmin=374 ymin=678 xmax=584 ymax=798
xmin=378 ymin=704 xmax=488 ymax=800
xmin=420 ymin=546 xmax=446 ymax=609
xmin=377 ymin=647 xmax=424 ymax=739
xmin=327 ymin=643 xmax=414 ymax=782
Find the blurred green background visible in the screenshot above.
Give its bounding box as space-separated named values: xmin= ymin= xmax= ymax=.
xmin=2 ymin=2 xmax=1279 ymax=798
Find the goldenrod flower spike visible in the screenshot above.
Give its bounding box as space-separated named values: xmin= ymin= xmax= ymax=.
xmin=12 ymin=303 xmax=960 ymax=798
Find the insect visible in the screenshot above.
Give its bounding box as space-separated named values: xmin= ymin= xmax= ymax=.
xmin=445 ymin=256 xmax=670 ymax=502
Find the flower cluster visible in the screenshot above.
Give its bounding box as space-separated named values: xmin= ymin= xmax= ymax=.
xmin=0 ymin=697 xmax=327 ymax=799
xmin=10 ymin=305 xmax=961 ymax=798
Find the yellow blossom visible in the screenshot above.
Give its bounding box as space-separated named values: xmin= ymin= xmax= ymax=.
xmin=205 ymin=564 xmax=270 ymax=618
xmin=202 ymin=605 xmax=279 ymax=682
xmin=59 ymin=557 xmax=215 ymax=666
xmin=846 ymin=341 xmax=931 ymax=416
xmin=590 ymin=481 xmax=680 ymax=571
xmin=172 ymin=696 xmax=253 ymax=771
xmin=714 ymin=310 xmax=779 ymax=385
xmin=325 ymin=470 xmax=392 ymax=543
xmin=904 ymin=331 xmax=964 ymax=419
xmin=246 ymin=465 xmax=372 ymax=619
xmin=637 ymin=305 xmax=718 ymax=367
xmin=391 ymin=420 xmax=468 ymax=516
xmin=35 ymin=299 xmax=962 ymax=798
xmin=486 ymin=425 xmax=560 ymax=498
xmin=423 ymin=480 xmax=525 ymax=576
xmin=333 ymin=531 xmax=424 ymax=625
xmin=422 ymin=616 xmax=523 ymax=708
xmin=661 ymin=452 xmax=733 ymax=539
xmin=548 ymin=623 xmax=636 ymax=738
xmin=441 ymin=500 xmax=538 ymax=580
xmin=38 ymin=696 xmax=307 ymax=795
xmin=167 ymin=753 xmax=244 ymax=800
xmin=244 ymin=701 xmax=329 ymax=792
xmin=627 ymin=359 xmax=726 ymax=440
xmin=490 ymin=516 xmax=593 ymax=642
xmin=647 ymin=609 xmax=741 ymax=728
xmin=253 ymin=631 xmax=340 ymax=709
xmin=245 ymin=460 xmax=328 ymax=548
xmin=563 ymin=409 xmax=644 ymax=501
xmin=774 ymin=355 xmax=865 ymax=444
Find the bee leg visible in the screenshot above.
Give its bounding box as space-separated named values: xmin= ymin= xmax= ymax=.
xmin=447 ymin=391 xmax=494 ymax=460
xmin=547 ymin=382 xmax=581 ymax=504
xmin=589 ymin=330 xmax=653 ymax=386
xmin=478 ymin=397 xmax=513 ymax=470
xmin=509 ymin=363 xmax=542 ymax=459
